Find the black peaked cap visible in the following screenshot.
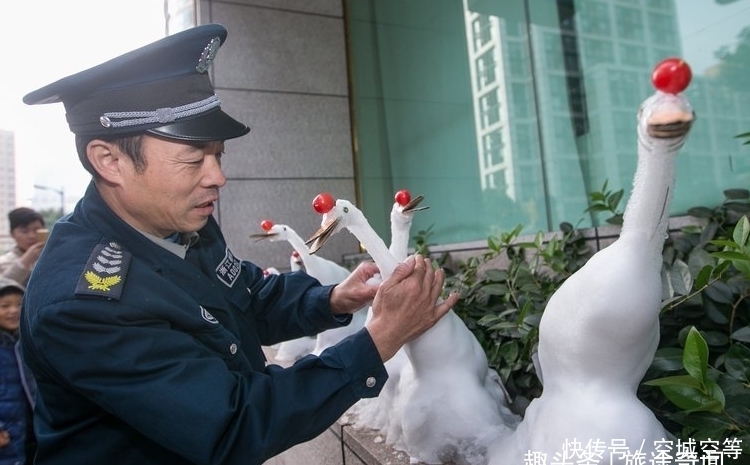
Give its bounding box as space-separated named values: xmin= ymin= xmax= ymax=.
xmin=23 ymin=24 xmax=250 ymax=142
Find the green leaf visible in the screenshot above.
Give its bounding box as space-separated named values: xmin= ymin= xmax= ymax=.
xmin=668 ymin=410 xmax=735 ymax=431
xmin=481 ymin=283 xmax=509 ymax=295
xmin=703 ymin=377 xmax=726 ymax=410
xmin=702 ymin=330 xmax=729 ymax=347
xmin=683 ymin=326 xmax=709 ymax=382
xmin=483 ymin=269 xmax=507 ymax=281
xmin=731 ymin=326 xmax=750 ymax=343
xmin=534 ymin=231 xmax=544 ymax=248
xmin=499 ymin=342 xmax=520 ymax=364
xmin=650 ymin=348 xmax=685 ymax=372
xmin=608 ymin=189 xmax=624 ymax=210
xmin=732 ymin=215 xmax=750 ymax=246
xmin=522 ymin=313 xmax=542 ymax=328
xmin=477 ymin=314 xmax=502 ymax=326
xmin=644 ymin=375 xmax=723 ymax=411
xmin=669 ymin=259 xmax=692 ymax=295
xmin=687 ymin=247 xmax=714 ymax=274
xmin=736 ymin=261 xmax=750 ymax=278
xmin=589 ymin=191 xmax=606 ymax=202
xmin=484 ymin=321 xmax=519 ymax=331
xmin=713 ymin=260 xmax=732 ymax=277
xmin=643 ymin=374 xmax=703 ymax=388
xmin=704 ymin=300 xmax=729 ymax=325
xmin=694 ymin=264 xmax=713 ymax=290
xmin=700 ymin=222 xmax=720 ymax=246
xmin=711 ymin=251 xmax=750 ymax=261
xmin=704 ymin=281 xmax=735 ymax=304
xmin=709 ymin=239 xmax=740 ymax=248
xmin=585 ymin=204 xmax=608 ymax=213
xmin=661 ymin=384 xmax=723 ymax=413
xmin=544 ymin=236 xmax=559 ymax=255
xmin=605 ymin=215 xmax=623 ymax=225
xmin=724 ymin=343 xmax=750 ymax=382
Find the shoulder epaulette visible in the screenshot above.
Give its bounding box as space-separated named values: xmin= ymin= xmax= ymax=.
xmin=75 ymin=241 xmax=132 ymax=300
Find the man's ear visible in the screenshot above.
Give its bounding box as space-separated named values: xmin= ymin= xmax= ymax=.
xmin=86 ymin=140 xmax=125 ymax=183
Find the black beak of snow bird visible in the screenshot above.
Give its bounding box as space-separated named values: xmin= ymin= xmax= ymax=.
xmin=402 ymin=194 xmax=430 ymax=213
xmin=306 ymin=217 xmax=341 ymax=255
xmin=249 ymin=232 xmax=278 ymax=242
xmin=647 ymin=111 xmax=695 ymax=139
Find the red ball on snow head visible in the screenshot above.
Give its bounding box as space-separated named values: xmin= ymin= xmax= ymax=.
xmin=651 ymin=58 xmax=692 ymax=94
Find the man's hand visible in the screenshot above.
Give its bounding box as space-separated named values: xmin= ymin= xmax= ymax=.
xmin=328 ymin=261 xmax=380 ymax=315
xmin=366 ymin=254 xmax=459 ymax=361
xmin=20 ymin=241 xmax=45 ymax=269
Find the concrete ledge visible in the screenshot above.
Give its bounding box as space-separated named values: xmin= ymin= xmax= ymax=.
xmin=264 ymin=413 xmax=450 ymax=465
xmin=341 ymin=422 xmax=412 ymax=465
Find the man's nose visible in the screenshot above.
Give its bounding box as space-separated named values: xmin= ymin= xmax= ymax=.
xmin=203 ymin=155 xmax=227 ymax=188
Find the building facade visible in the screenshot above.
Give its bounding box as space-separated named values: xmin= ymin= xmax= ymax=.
xmin=0 ymin=129 xmax=16 ymax=251
xmin=180 ymin=0 xmax=749 ymax=271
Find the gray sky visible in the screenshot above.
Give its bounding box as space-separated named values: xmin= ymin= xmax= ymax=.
xmin=0 ymin=0 xmax=165 ymax=213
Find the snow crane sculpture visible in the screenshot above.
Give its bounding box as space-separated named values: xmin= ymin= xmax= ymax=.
xmin=250 ymin=220 xmax=366 ymax=358
xmin=489 ymin=58 xmax=695 ymax=465
xmin=307 ymin=192 xmax=517 ymax=465
xmin=348 ymin=189 xmax=428 ymax=446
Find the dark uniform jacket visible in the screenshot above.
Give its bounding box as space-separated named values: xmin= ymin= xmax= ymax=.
xmin=20 ymin=183 xmax=387 ymax=465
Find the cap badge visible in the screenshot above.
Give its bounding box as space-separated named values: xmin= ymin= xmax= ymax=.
xmin=196 ymin=36 xmax=221 ymax=73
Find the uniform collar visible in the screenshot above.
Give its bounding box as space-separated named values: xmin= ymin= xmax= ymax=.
xmin=138 ymin=230 xmax=200 ymax=259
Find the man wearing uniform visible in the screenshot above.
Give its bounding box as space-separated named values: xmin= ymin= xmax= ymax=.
xmin=19 ymin=24 xmax=457 ymax=465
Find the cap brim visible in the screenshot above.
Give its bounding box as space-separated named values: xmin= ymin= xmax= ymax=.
xmin=147 ymin=107 xmax=250 ymax=142
xmin=0 ymin=279 xmax=25 ymax=293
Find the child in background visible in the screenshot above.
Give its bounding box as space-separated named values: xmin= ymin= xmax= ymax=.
xmin=0 ymin=277 xmax=35 ymax=465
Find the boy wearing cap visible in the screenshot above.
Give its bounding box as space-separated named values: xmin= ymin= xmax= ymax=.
xmin=0 ymin=277 xmax=35 ymax=465
xmin=19 ymin=24 xmax=456 ymax=465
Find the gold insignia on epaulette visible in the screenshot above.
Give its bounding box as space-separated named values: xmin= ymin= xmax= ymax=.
xmin=75 ymin=241 xmax=132 ymax=300
xmin=84 ymin=271 xmax=122 ymax=292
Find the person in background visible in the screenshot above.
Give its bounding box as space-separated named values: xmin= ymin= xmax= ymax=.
xmin=19 ymin=23 xmax=457 ymax=465
xmin=0 ymin=277 xmax=36 ymax=465
xmin=0 ymin=208 xmax=46 ymax=286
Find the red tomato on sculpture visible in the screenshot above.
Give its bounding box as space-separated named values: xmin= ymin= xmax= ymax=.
xmin=651 ymin=58 xmax=691 ymax=94
xmin=312 ymin=193 xmax=335 ymax=214
xmin=395 ymin=189 xmax=411 ymax=206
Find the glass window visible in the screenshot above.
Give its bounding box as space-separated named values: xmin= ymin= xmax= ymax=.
xmin=619 ymin=43 xmax=648 ymax=68
xmin=480 ymin=89 xmax=501 ymax=128
xmin=615 ymin=6 xmax=644 ymax=41
xmin=345 ymin=0 xmax=750 ymax=247
xmin=578 ymin=1 xmax=613 ymax=36
xmin=471 ymin=15 xmax=493 ymax=51
xmin=647 ymin=11 xmax=678 ymax=47
xmin=477 ymin=50 xmax=497 ymax=88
